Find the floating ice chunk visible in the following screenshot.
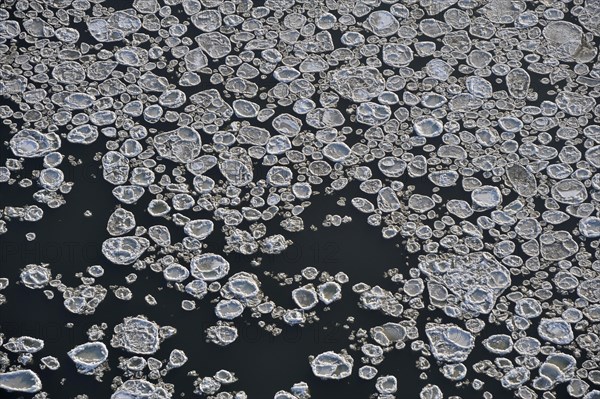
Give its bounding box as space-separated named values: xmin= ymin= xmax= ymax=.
xmin=115 ymin=47 xmax=148 ymax=67
xmin=292 ymin=285 xmax=318 ymax=310
xmin=0 ymin=21 xmax=20 ymax=39
xmin=378 ymin=157 xmax=406 ymax=178
xmin=317 ymin=282 xmax=342 ymax=304
xmin=429 ymin=171 xmax=459 ymax=187
xmin=112 ymin=316 xmax=162 ymax=355
xmin=370 ymin=323 xmax=406 ymax=346
xmin=3 ymin=336 xmax=44 ymax=353
xmin=358 ymin=365 xmax=378 ymax=380
xmin=185 ymin=279 xmax=208 ymax=299
xmin=426 ymin=323 xmax=474 ymax=362
xmin=198 ymin=32 xmax=231 ymax=58
xmin=103 ymin=151 xmax=130 ymax=185
xmin=184 ymin=219 xmax=214 ymax=240
xmin=190 ymin=253 xmax=230 ymax=281
xmin=159 ymin=89 xmax=186 ymax=109
xmin=220 ymin=272 xmax=262 ymax=306
xmin=112 ymin=185 xmax=145 ymax=205
xmin=482 ymin=334 xmax=513 ymax=355
xmin=506 ymin=164 xmax=537 ymax=197
xmin=102 ymin=237 xmax=150 ymax=265
xmin=191 ymin=9 xmax=221 ymax=32
xmin=505 ymin=67 xmax=531 ymax=99
xmin=63 ymin=284 xmax=107 ymax=315
xmin=133 ymin=0 xmax=159 ymax=13
xmin=87 ymin=60 xmax=118 ymax=81
xmin=555 ymin=91 xmax=595 ymax=116
xmin=420 ymin=252 xmax=511 ymax=317
xmin=366 ymin=11 xmax=399 ymax=37
xmin=260 ymin=234 xmax=289 ymax=255
xmin=446 ymin=199 xmax=473 ymax=219
xmin=148 ymin=199 xmax=171 ymax=216
xmin=408 ymin=194 xmax=435 ymax=213
xmin=578 ymin=279 xmax=600 ymax=303
xmin=466 ymin=76 xmax=492 ymax=98
xmin=68 ymin=342 xmax=109 ymax=374
xmin=219 ymin=159 xmax=253 ymax=186
xmin=63 ymin=92 xmax=95 ymax=110
xmin=540 ymin=231 xmax=578 ymax=261
xmin=163 ymin=264 xmax=190 ymax=283
xmin=273 ymin=113 xmax=302 ymax=137
xmin=153 ymin=127 xmax=202 ymax=162
xmin=414 ymin=117 xmax=443 ymax=138
xmin=20 ymin=264 xmax=51 ymax=289
xmin=267 ymin=166 xmax=293 ymax=187
xmin=184 ymin=48 xmax=208 ymax=72
xmin=551 ymin=179 xmax=587 ymax=204
xmin=306 ymin=108 xmax=345 ymax=128
xmin=420 ymin=384 xmax=443 ymax=399
xmin=10 ymin=129 xmax=61 ymax=158
xmin=215 ymin=299 xmax=244 ymax=320
xmin=376 ymin=375 xmax=397 ymax=394
xmin=383 ymin=43 xmax=413 ymax=67
xmin=166 ymin=349 xmax=188 ymax=369
xmin=441 ymin=363 xmax=467 ymax=381
xmin=426 ymin=59 xmax=454 ymax=81
xmin=310 ymin=351 xmax=353 ymax=380
xmin=284 ymin=309 xmax=306 ymax=325
xmin=233 ymin=99 xmax=260 ymax=118
xmin=107 ymin=208 xmax=136 ymax=236
xmin=356 ymin=102 xmax=391 ymax=126
xmin=148 ymin=225 xmax=171 ymax=247
xmin=329 ymin=67 xmax=385 ymax=102
xmin=266 ymin=135 xmax=292 ymax=154
xmin=501 ymin=367 xmax=530 ymax=389
xmin=543 ymin=20 xmax=583 ymax=56
xmin=538 ymin=318 xmax=574 ymax=345
xmin=41 ymin=356 xmax=60 ymax=371
xmin=195 ymin=377 xmax=221 ymax=395
xmin=322 ymin=142 xmax=351 ymax=162
xmin=471 ymin=185 xmax=502 ymax=210
xmin=515 ymin=297 xmax=542 ymax=318
xmin=206 ymin=324 xmax=238 ymax=346
xmin=52 ymin=61 xmax=86 ymax=84
xmin=112 ymin=379 xmax=171 ymax=399
xmin=585 ymin=146 xmax=600 ymax=167
xmin=0 ymin=370 xmax=42 ymax=393
xmin=238 ymin=126 xmax=270 ymax=146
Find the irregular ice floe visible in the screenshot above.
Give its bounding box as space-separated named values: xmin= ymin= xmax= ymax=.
xmin=420 ymin=252 xmax=511 ymax=318
xmin=425 ymin=323 xmax=474 ymax=363
xmin=0 ymin=370 xmax=42 ymax=393
xmin=10 ymin=129 xmax=61 ymax=158
xmin=3 ymin=336 xmax=44 ymax=353
xmin=190 ymin=253 xmax=230 ymax=281
xmin=112 ymin=379 xmax=172 ymax=399
xmin=20 ymin=264 xmax=51 ymax=289
xmin=111 ymin=316 xmax=165 ymax=355
xmin=538 ymin=318 xmax=574 ymax=345
xmin=102 ymin=237 xmax=150 ymax=265
xmin=68 ymin=342 xmax=109 ymax=374
xmin=206 ymin=323 xmax=238 ymax=346
xmin=310 ymin=351 xmax=353 ymax=380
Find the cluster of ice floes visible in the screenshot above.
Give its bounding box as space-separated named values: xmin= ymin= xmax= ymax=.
xmin=3 ymin=0 xmax=600 ymax=397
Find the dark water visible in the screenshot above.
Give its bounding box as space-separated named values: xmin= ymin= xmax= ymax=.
xmin=0 ymin=137 xmax=528 ymax=399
